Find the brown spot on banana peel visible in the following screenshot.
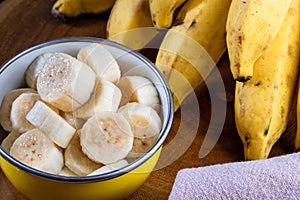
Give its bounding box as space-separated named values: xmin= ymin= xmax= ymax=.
xmin=236 ymin=75 xmax=252 ymax=82
xmin=51 ymin=4 xmax=68 ymax=22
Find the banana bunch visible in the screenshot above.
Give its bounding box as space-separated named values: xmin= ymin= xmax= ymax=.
xmin=0 ymin=43 xmax=163 ymax=175
xmin=51 ymin=0 xmax=116 ymax=20
xmin=230 ymin=0 xmax=300 ymax=160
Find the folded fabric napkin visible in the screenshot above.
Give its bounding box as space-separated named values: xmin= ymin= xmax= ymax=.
xmin=169 ymin=152 xmax=300 ymax=200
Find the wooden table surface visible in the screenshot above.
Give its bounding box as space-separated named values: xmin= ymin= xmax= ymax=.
xmin=0 ymin=0 xmax=297 ymax=199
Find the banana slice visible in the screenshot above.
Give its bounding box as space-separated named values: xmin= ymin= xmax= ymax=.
xmin=1 ymin=130 xmax=23 ymax=152
xmin=25 ymin=53 xmax=53 ymax=89
xmin=127 ymin=135 xmax=159 ymax=159
xmin=65 ymin=132 xmax=103 ymax=176
xmin=118 ymin=103 xmax=162 ymax=138
xmin=0 ymin=88 xmax=36 ymax=132
xmin=36 ymin=52 xmax=96 ymax=112
xmin=26 ymin=100 xmax=76 ymax=148
xmin=10 ymin=92 xmax=41 ymax=132
xmin=58 ymin=166 xmax=77 ymax=177
xmin=60 ymin=111 xmax=86 ymax=130
xmin=117 ymin=76 xmax=161 ymax=112
xmin=80 ymin=111 xmax=134 ymax=165
xmin=10 ymin=128 xmax=64 ymax=174
xmin=73 ymin=77 xmax=122 ymax=120
xmin=77 ymin=43 xmax=121 ymax=84
xmin=88 ymin=159 xmax=129 ymax=176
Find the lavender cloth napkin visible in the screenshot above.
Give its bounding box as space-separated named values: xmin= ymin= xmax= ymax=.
xmin=169 ymin=152 xmax=300 ymax=200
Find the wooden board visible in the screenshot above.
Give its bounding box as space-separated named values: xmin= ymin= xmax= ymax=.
xmin=0 ymin=0 xmax=297 ymax=199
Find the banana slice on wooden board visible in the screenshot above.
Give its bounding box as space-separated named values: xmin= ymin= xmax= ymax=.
xmin=117 ymin=76 xmax=161 ymax=112
xmin=80 ymin=111 xmax=134 ymax=165
xmin=77 ymin=43 xmax=121 ymax=84
xmin=1 ymin=130 xmax=23 ymax=152
xmin=0 ymin=88 xmax=36 ymax=132
xmin=64 ymin=132 xmax=103 ymax=176
xmin=25 ymin=53 xmax=53 ymax=89
xmin=73 ymin=77 xmax=122 ymax=120
xmin=37 ymin=52 xmax=96 ymax=112
xmin=10 ymin=129 xmax=64 ymax=174
xmin=26 ymin=100 xmax=76 ymax=148
xmin=88 ymin=159 xmax=129 ymax=176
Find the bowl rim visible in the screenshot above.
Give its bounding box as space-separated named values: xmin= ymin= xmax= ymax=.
xmin=0 ymin=36 xmax=174 ymax=183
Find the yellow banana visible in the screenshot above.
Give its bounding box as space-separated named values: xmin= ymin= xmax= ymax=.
xmin=155 ymin=0 xmax=231 ymax=112
xmin=226 ymin=0 xmax=293 ymax=81
xmin=296 ymin=83 xmax=300 ymax=150
xmin=52 ymin=0 xmax=116 ymax=20
xmin=106 ymin=0 xmax=154 ymax=50
xmin=149 ymin=0 xmax=186 ymax=28
xmin=235 ymin=0 xmax=300 ymax=160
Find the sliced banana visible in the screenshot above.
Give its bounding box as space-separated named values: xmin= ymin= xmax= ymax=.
xmin=10 ymin=128 xmax=64 ymax=174
xmin=25 ymin=53 xmax=53 ymax=89
xmin=60 ymin=111 xmax=86 ymax=130
xmin=118 ymin=103 xmax=162 ymax=138
xmin=10 ymin=92 xmax=41 ymax=132
xmin=73 ymin=77 xmax=122 ymax=120
xmin=77 ymin=43 xmax=121 ymax=84
xmin=36 ymin=52 xmax=96 ymax=112
xmin=1 ymin=130 xmax=23 ymax=152
xmin=117 ymin=76 xmax=161 ymax=112
xmin=26 ymin=100 xmax=76 ymax=148
xmin=58 ymin=166 xmax=77 ymax=177
xmin=88 ymin=159 xmax=129 ymax=176
xmin=64 ymin=132 xmax=103 ymax=176
xmin=80 ymin=111 xmax=134 ymax=165
xmin=0 ymin=88 xmax=36 ymax=132
xmin=127 ymin=135 xmax=159 ymax=159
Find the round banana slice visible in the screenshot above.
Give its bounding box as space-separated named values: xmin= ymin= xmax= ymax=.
xmin=58 ymin=166 xmax=77 ymax=177
xmin=65 ymin=132 xmax=103 ymax=176
xmin=127 ymin=135 xmax=159 ymax=159
xmin=36 ymin=52 xmax=96 ymax=112
xmin=117 ymin=76 xmax=161 ymax=112
xmin=80 ymin=111 xmax=134 ymax=165
xmin=10 ymin=92 xmax=41 ymax=132
xmin=118 ymin=103 xmax=162 ymax=138
xmin=77 ymin=43 xmax=121 ymax=84
xmin=26 ymin=100 xmax=76 ymax=148
xmin=25 ymin=53 xmax=53 ymax=89
xmin=0 ymin=88 xmax=36 ymax=132
xmin=88 ymin=160 xmax=129 ymax=176
xmin=73 ymin=78 xmax=122 ymax=120
xmin=1 ymin=130 xmax=23 ymax=152
xmin=10 ymin=129 xmax=64 ymax=174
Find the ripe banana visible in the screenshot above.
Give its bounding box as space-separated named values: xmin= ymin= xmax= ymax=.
xmin=52 ymin=0 xmax=116 ymax=20
xmin=77 ymin=43 xmax=121 ymax=84
xmin=234 ymin=0 xmax=300 ymax=160
xmin=36 ymin=53 xmax=96 ymax=112
xmin=26 ymin=100 xmax=76 ymax=148
xmin=149 ymin=0 xmax=186 ymax=28
xmin=117 ymin=75 xmax=160 ymax=112
xmin=10 ymin=92 xmax=41 ymax=132
xmin=88 ymin=159 xmax=128 ymax=176
xmin=73 ymin=77 xmax=122 ymax=120
xmin=106 ymin=0 xmax=154 ymax=50
xmin=226 ymin=0 xmax=293 ymax=81
xmin=25 ymin=53 xmax=53 ymax=89
xmin=10 ymin=129 xmax=64 ymax=174
xmin=1 ymin=130 xmax=22 ymax=152
xmin=0 ymin=88 xmax=36 ymax=132
xmin=119 ymin=102 xmax=162 ymax=138
xmin=64 ymin=132 xmax=103 ymax=176
xmin=80 ymin=111 xmax=134 ymax=165
xmin=155 ymin=0 xmax=232 ymax=112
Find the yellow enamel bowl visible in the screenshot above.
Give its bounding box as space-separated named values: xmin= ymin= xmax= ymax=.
xmin=0 ymin=37 xmax=173 ymax=200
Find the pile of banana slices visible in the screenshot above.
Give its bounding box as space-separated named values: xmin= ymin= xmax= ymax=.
xmin=0 ymin=43 xmax=162 ymax=176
